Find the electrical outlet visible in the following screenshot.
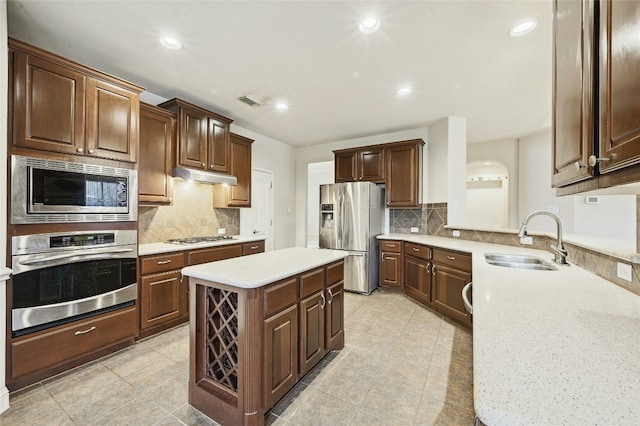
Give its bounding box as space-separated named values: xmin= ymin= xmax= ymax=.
xmin=218 ymin=228 xmax=226 ymax=235
xmin=452 ymin=230 xmax=461 ymax=237
xmin=410 ymin=227 xmax=419 ymax=233
xmin=617 ymin=262 xmax=633 ymax=282
xmin=520 ymin=236 xmax=533 ymax=245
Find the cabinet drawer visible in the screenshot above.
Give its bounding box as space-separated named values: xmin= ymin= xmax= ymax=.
xmin=11 ymin=306 xmax=137 ymax=379
xmin=432 ymin=248 xmax=472 ymax=272
xmin=141 ymin=252 xmax=186 ymax=274
xmin=264 ymin=277 xmax=298 ymax=318
xmin=404 ymin=242 xmax=430 ymax=261
xmin=300 ymin=268 xmax=325 ymax=299
xmin=242 ymin=241 xmax=265 ymax=256
xmin=380 ymin=240 xmax=402 ymax=253
xmin=188 ymin=244 xmax=242 ymax=265
xmin=326 ymin=260 xmax=344 ymax=286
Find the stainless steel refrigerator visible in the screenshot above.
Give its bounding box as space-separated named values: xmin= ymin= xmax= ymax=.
xmin=319 ymin=182 xmax=384 ymax=294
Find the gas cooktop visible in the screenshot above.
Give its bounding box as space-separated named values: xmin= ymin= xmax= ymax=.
xmin=167 ymin=236 xmax=237 ymax=245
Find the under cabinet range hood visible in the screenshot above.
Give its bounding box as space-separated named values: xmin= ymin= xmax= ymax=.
xmin=173 ymin=166 xmax=237 ymax=186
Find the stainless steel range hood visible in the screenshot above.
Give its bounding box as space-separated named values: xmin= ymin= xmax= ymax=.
xmin=173 ymin=166 xmax=237 ymax=186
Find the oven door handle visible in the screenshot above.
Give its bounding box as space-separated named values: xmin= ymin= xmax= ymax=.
xmin=18 ymin=248 xmax=135 ymax=266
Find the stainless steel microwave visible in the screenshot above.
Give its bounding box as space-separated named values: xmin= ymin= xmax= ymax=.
xmin=11 ymin=155 xmax=137 ymax=224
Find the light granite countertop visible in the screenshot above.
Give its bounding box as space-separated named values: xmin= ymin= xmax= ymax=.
xmin=379 ymin=234 xmax=640 ymax=425
xmin=138 ymin=235 xmax=267 ymax=256
xmin=181 ymin=247 xmax=348 ymax=289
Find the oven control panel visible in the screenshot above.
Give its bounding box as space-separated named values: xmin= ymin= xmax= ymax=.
xmin=51 ymin=233 xmax=115 ymax=248
xmin=12 ymin=230 xmax=137 ymax=256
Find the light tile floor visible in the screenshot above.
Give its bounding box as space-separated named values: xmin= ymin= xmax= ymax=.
xmin=0 ymin=290 xmax=474 ymax=425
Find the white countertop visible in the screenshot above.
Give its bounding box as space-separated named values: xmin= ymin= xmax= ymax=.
xmin=138 ymin=235 xmax=266 ymax=256
xmin=379 ymin=234 xmax=640 ymax=424
xmin=181 ymin=247 xmax=348 ymax=289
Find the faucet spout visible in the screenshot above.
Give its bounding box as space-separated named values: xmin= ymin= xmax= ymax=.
xmin=517 ymin=210 xmax=568 ymax=265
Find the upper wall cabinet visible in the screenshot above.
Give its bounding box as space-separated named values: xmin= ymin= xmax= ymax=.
xmin=139 ymin=103 xmax=175 ymax=205
xmin=213 ymin=133 xmax=253 ymax=208
xmin=9 ymin=38 xmax=142 ymax=163
xmin=159 ymin=98 xmax=232 ymax=174
xmin=333 ymin=139 xmax=424 ymax=208
xmin=553 ymin=0 xmax=640 ymax=194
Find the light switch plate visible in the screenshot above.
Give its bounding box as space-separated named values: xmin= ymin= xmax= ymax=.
xmin=452 ymin=230 xmax=461 ymax=237
xmin=520 ymin=236 xmax=533 ymax=245
xmin=617 ymin=262 xmax=633 ymax=282
xmin=218 ymin=228 xmax=226 ymax=235
xmin=410 ymin=227 xmax=419 ymax=233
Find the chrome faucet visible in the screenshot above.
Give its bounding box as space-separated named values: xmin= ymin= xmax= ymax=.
xmin=517 ymin=210 xmax=569 ymax=265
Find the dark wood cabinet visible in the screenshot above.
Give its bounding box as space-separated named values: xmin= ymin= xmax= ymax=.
xmin=552 ymin=0 xmax=596 ymax=187
xmin=188 ymin=244 xmax=243 ymax=265
xmin=242 ymin=240 xmax=266 ymax=256
xmin=264 ymin=303 xmax=299 ymax=408
xmin=9 ymin=38 xmax=142 ymax=163
xmin=299 ymin=292 xmax=325 ymax=376
xmin=159 ymin=98 xmax=232 ymax=173
xmin=213 ymin=133 xmax=253 ymax=208
xmin=379 ymin=240 xmax=403 ymax=288
xmin=404 ymin=255 xmax=430 ymax=306
xmin=139 ymin=103 xmax=175 ymax=205
xmin=333 ymin=139 xmax=423 ymax=207
xmin=430 ymin=248 xmax=472 ymax=328
xmin=553 ymin=0 xmax=640 ymax=193
xmin=325 ymin=281 xmax=344 ymax=351
xmin=598 ymin=0 xmax=640 ymax=174
xmin=386 ymin=140 xmax=423 ymax=207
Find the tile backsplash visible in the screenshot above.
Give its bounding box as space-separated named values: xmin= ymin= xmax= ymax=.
xmin=138 ymin=181 xmax=239 ymax=244
xmin=391 ymin=203 xmax=640 ymax=296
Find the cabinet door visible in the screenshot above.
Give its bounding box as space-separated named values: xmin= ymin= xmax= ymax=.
xmin=325 ymin=281 xmax=344 ymax=351
xmin=299 ymin=292 xmax=325 ymax=376
xmin=140 ymin=271 xmax=182 ymax=330
xmin=86 ymin=77 xmax=139 ymax=162
xmin=380 ymin=252 xmax=403 ymax=288
xmin=228 ymin=134 xmax=252 ymax=207
xmin=552 ymin=0 xmax=596 ymax=187
xmin=598 ymin=0 xmax=640 ymax=173
xmin=404 ymin=256 xmax=430 ymax=306
xmin=12 ymin=51 xmax=85 ymax=154
xmin=264 ymin=304 xmax=298 ymax=408
xmin=334 ymin=151 xmax=357 ymax=182
xmin=139 ymin=103 xmax=174 ymax=204
xmin=207 ymin=116 xmax=230 ymax=173
xmin=431 ymin=263 xmax=472 ymax=327
xmin=178 ymin=106 xmax=208 ymax=169
xmin=358 ymin=148 xmax=385 ymax=182
xmin=385 ymin=142 xmax=421 ymax=207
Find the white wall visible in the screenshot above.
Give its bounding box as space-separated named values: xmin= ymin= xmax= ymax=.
xmin=230 ymin=125 xmax=296 ymax=250
xmin=294 ymin=127 xmax=429 ymax=247
xmin=518 ymin=129 xmax=575 ymax=233
xmin=306 ymin=162 xmax=333 ymax=248
xmin=467 ymin=139 xmax=519 ymax=228
xmin=573 ymin=195 xmax=636 ymax=241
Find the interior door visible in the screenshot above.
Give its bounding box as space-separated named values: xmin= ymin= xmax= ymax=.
xmin=240 ymin=168 xmax=274 ymax=251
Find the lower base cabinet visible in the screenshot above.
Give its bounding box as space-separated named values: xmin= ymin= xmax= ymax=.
xmin=264 ymin=303 xmax=299 ymax=408
xmin=431 ymin=263 xmax=472 ymax=327
xmin=404 ymin=255 xmax=431 ymax=306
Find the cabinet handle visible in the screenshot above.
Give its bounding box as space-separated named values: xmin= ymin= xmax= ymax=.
xmin=210 ymin=164 xmax=214 ymax=168
xmin=201 ymin=162 xmax=206 ymax=167
xmin=327 ymin=288 xmax=334 ymax=304
xmin=76 ymin=148 xmax=84 ymax=153
xmin=413 ymin=248 xmax=420 ymax=252
xmin=446 ymin=256 xmax=456 ymax=260
xmin=588 ymin=155 xmax=611 ymax=167
xmin=462 ymin=282 xmax=473 ymax=315
xmin=88 ymin=149 xmax=95 ymax=154
xmin=387 ymin=244 xmax=396 ymax=248
xmin=320 ymin=292 xmax=326 ymax=309
xmin=157 ymin=259 xmax=172 ymax=265
xmin=427 ymin=263 xmax=432 ymax=273
xmin=250 ymin=245 xmax=259 ymax=250
xmin=75 ymin=326 xmax=96 ymax=335
xmin=432 ymin=265 xmax=436 ymax=276
xmin=573 ymin=162 xmax=585 ymax=172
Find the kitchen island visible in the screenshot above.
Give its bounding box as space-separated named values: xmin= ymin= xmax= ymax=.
xmin=181 ymin=247 xmax=347 ymax=426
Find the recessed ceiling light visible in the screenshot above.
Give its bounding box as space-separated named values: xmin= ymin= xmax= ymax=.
xmin=509 ymin=20 xmax=537 ymax=37
xmin=397 ymin=87 xmax=412 ymax=96
xmin=160 ymin=36 xmax=183 ymax=49
xmin=275 ymin=102 xmax=289 ymax=111
xmin=359 ymin=17 xmax=380 ymax=34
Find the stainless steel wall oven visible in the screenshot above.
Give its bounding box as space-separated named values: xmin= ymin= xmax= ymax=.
xmin=11 ymin=230 xmax=137 ymax=337
xmin=11 ymin=155 xmax=137 ymax=224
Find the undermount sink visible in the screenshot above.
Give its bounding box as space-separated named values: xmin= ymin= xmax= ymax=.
xmin=484 ymin=253 xmax=558 ymax=271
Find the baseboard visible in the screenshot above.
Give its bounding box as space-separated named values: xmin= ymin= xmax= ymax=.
xmin=0 ymin=385 xmax=10 ymax=414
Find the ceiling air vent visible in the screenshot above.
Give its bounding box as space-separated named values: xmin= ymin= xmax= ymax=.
xmin=238 ymin=95 xmax=260 ymax=107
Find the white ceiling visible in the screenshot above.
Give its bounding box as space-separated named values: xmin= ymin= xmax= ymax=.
xmin=7 ymin=0 xmax=552 ymax=148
